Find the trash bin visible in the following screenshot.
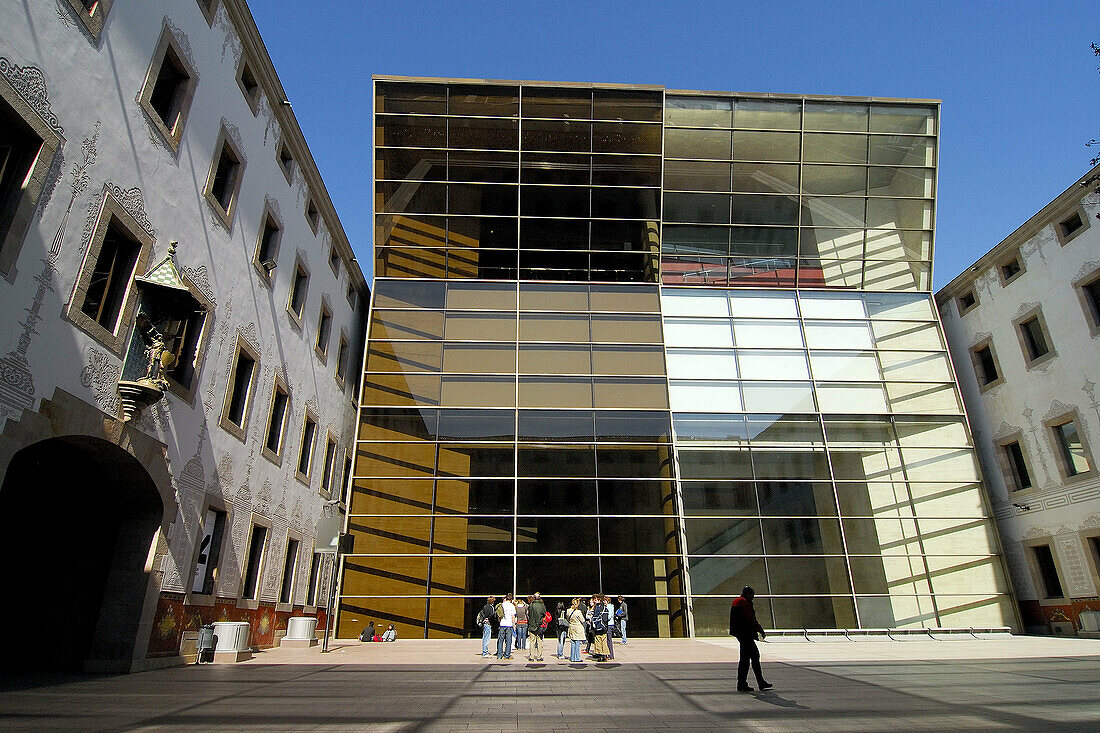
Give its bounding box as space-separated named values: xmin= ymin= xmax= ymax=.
xmin=197 ymin=624 xmax=216 ymax=664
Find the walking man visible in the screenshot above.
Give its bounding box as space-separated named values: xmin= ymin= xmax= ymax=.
xmin=616 ymin=595 xmax=628 ymax=644
xmin=477 ymin=595 xmax=496 ymax=658
xmin=496 ymin=592 xmax=516 ymax=660
xmin=729 ymin=586 xmax=772 ymax=692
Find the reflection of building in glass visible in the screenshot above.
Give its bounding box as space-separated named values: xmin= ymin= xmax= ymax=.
xmin=338 ymin=77 xmax=1019 ymax=639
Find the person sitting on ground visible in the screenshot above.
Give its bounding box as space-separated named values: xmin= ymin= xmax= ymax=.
xmin=359 ymin=621 xmax=375 ymax=642
xmin=381 ymin=624 xmax=397 ymax=642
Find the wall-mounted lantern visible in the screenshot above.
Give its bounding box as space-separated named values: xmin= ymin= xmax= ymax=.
xmin=117 ymin=242 xmax=205 ymax=422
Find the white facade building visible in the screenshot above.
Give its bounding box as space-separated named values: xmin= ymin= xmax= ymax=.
xmin=937 ymin=165 xmax=1100 ymax=635
xmin=0 ymin=0 xmax=367 ymax=670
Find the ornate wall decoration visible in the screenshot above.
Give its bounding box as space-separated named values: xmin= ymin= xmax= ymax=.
xmin=1021 ymin=406 xmax=1052 ymax=487
xmin=163 ymin=16 xmax=197 ymax=78
xmin=203 ymin=295 xmax=233 ymax=415
xmin=221 ymin=118 xmax=246 ymax=166
xmin=1056 ymin=528 xmax=1092 ymax=596
xmin=238 ymin=323 xmax=260 ymax=354
xmin=105 ymin=183 xmax=155 ymax=239
xmin=36 ymin=146 xmax=65 ymax=222
xmin=54 ymin=1 xmax=76 ymax=27
xmin=0 ymin=58 xmax=64 ymax=136
xmin=0 ymin=257 xmax=59 ymax=424
xmin=216 ymin=9 xmax=241 ymax=66
xmin=49 ymin=122 xmax=99 ymax=258
xmin=79 ymin=346 xmax=121 ymax=415
xmin=181 ymin=265 xmax=217 ymax=308
xmin=967 ymin=331 xmax=993 ymax=351
xmin=991 ymin=420 xmax=1022 ymax=442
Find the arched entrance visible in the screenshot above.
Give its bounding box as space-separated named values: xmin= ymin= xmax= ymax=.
xmin=0 ymin=436 xmax=164 ymax=672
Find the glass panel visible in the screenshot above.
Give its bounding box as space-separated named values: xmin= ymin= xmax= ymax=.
xmin=662 ymin=225 xmax=729 ymax=256
xmin=521 ymin=119 xmax=591 ymax=152
xmin=733 ymin=319 xmax=803 ymax=347
xmin=667 ymin=348 xmax=737 ymax=380
xmin=801 ymin=197 xmax=866 ymax=228
xmin=436 ymin=409 xmax=515 ymax=440
xmin=871 ymin=320 xmax=943 ymax=350
xmin=799 ymin=292 xmax=867 ymax=318
xmin=761 ymin=517 xmax=843 ymax=554
xmin=663 ymin=193 xmax=731 ymax=224
xmin=376 ymin=147 xmax=447 ymax=181
xmin=516 ymin=517 xmax=599 ymax=554
xmin=517 ymin=479 xmax=596 ymax=514
xmin=518 ymin=409 xmax=593 ymax=441
xmin=439 ymin=376 xmax=515 ymax=407
xmin=590 ymin=314 xmax=663 ymax=343
xmin=665 ymin=128 xmax=732 ymax=159
xmin=732 ymin=162 xmax=800 ymax=193
xmin=377 ymin=180 xmax=447 ymax=215
xmin=593 ymin=89 xmax=663 ymax=122
xmin=369 ymin=309 xmax=445 ymax=341
xmin=728 ymin=290 xmax=798 ymax=318
xmin=664 ymin=318 xmax=734 ymax=348
xmin=680 ymin=480 xmax=756 ymax=513
xmin=886 ymin=382 xmax=960 ymax=413
xmin=447 ymin=216 xmax=518 ymax=249
xmin=432 ymin=517 xmax=514 ymax=554
xmin=823 ymin=417 xmax=895 ymax=445
xmin=519 ymin=344 xmax=590 ymax=374
xmin=804 ymin=321 xmax=873 ymax=349
xmin=590 ymin=186 xmax=659 ymax=219
xmin=589 ymin=284 xmax=661 ymax=312
xmin=867 ymin=167 xmax=933 ymax=198
xmin=733 ymin=131 xmax=800 ymax=161
xmin=592 ymin=154 xmax=662 ymax=186
xmin=735 ymin=99 xmax=801 ymax=130
xmin=810 ymin=351 xmax=881 ymax=381
xmin=729 ymin=227 xmax=798 ymax=257
xmin=869 ymin=105 xmax=935 ymax=134
xmin=448 ymin=84 xmax=520 ymax=116
xmin=444 ymin=312 xmax=516 ymax=340
xmin=519 ymin=314 xmax=589 ymax=342
xmin=732 ymin=194 xmax=799 ymax=225
xmin=448 ymin=118 xmax=518 ymax=150
xmin=661 ymin=289 xmax=730 ymax=316
xmin=666 ymin=96 xmax=733 ymax=127
xmin=674 ymin=414 xmax=750 ymax=442
xmin=817 ymin=384 xmax=889 ymax=413
xmin=591 ymin=345 xmax=666 ymax=375
xmin=365 ymin=341 xmax=442 ymax=373
xmin=521 ymin=152 xmax=590 ymax=185
xmin=866 ymin=198 xmax=932 ymax=229
xmin=601 ymin=518 xmax=675 ymax=553
xmin=593 ymin=377 xmax=669 ymax=409
xmin=802 ymin=165 xmax=867 ymax=196
xmin=441 ymin=343 xmax=515 ymax=373
xmin=753 ymin=450 xmax=830 ymax=479
xmin=803 ymin=133 xmax=867 ymax=164
xmin=447 ymin=151 xmax=519 ymax=183
xmin=799 ymin=227 xmax=864 ymax=262
xmin=768 ymin=557 xmax=851 ymax=594
xmin=894 ymin=417 xmax=969 ymax=447
xmin=359 ymin=408 xmax=438 ymax=441
xmin=361 ymin=373 xmax=441 ymax=407
xmin=869 ymin=135 xmax=935 ymax=166
xmin=520 ymin=185 xmax=589 ymax=218
xmin=663 ymin=160 xmax=731 ymax=191
xmin=865 ymin=229 xmax=932 ymax=261
xmin=516 ymin=556 xmax=600 ymax=597
xmin=447 ymin=183 xmax=518 ymax=216
xmin=522 ymin=87 xmax=591 ymax=119
xmin=517 ymin=445 xmax=595 ymax=477
xmin=437 ymin=478 xmax=514 ymax=514
xmin=376 ymin=115 xmax=447 ymax=147
xmin=772 ymin=596 xmax=856 ymax=629
xmin=677 ymin=449 xmax=753 ymax=479
xmin=738 ymin=350 xmax=809 ymax=380
xmin=519 ymin=283 xmax=589 ymax=311
xmin=518 ymin=376 xmax=593 ymax=408
xmin=756 ymin=480 xmax=836 ymax=515
xmin=356 ymin=442 xmax=437 ymax=478
xmin=446 ymin=282 xmax=516 ymax=310
xmin=376 ymin=82 xmax=447 ymax=114
xmin=592 ymin=122 xmax=662 ymax=154
xmin=349 ymin=477 xmax=434 ymax=515
xmin=597 ymin=478 xmax=673 ymax=514
xmin=688 ymin=557 xmax=767 ymax=599
xmin=748 ymin=414 xmax=824 ymax=443
xmin=741 ymin=382 xmax=815 ymax=412
xmin=805 ymin=102 xmax=868 ymax=132
xmin=595 ymin=410 xmax=671 ymax=442
xmin=685 ymin=518 xmax=764 ymax=555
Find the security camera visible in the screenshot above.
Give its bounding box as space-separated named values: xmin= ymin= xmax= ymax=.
xmin=261 ymin=258 xmax=277 ymax=271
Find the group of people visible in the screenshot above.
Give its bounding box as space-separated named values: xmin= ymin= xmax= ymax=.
xmin=477 ymin=592 xmax=628 ymax=663
xmin=358 ymin=621 xmax=397 ymax=643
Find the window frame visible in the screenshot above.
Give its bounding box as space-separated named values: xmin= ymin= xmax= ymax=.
xmin=997 ymin=251 xmax=1025 ymax=286
xmin=65 ymin=188 xmax=154 ymax=354
xmin=0 ymin=72 xmax=63 ymax=279
xmin=219 ymin=335 xmax=261 ymax=441
xmin=1081 ymin=531 xmax=1100 ymax=599
xmin=287 ymin=256 xmax=310 ymax=327
xmin=305 ymin=196 xmax=320 ymax=234
xmin=164 ymin=283 xmax=213 ymax=404
xmin=137 ymin=25 xmax=198 ymax=155
xmin=276 ymin=530 xmax=302 ymax=609
xmin=1055 ymin=204 xmax=1090 ymax=246
xmin=277 ymin=138 xmax=295 ymax=185
xmin=315 ymin=299 xmax=333 ymax=362
xmin=320 ymin=432 xmax=338 ymax=497
xmin=63 ymin=0 xmax=114 ymax=42
xmin=196 ymin=0 xmax=219 ymax=25
xmin=995 ymin=434 xmax=1034 ymax=492
xmin=252 ymin=200 xmax=283 ymax=285
xmin=239 ymin=517 xmax=271 ymax=606
xmin=335 ymin=330 xmax=351 ymax=387
xmin=968 ymin=337 xmax=1004 ymax=392
xmin=1023 ymin=539 xmax=1067 ymax=605
xmin=260 ymin=375 xmax=290 ymax=466
xmin=1013 ymin=306 xmax=1055 ymax=369
xmin=296 ymin=409 xmax=319 ymax=485
xmin=204 ymin=126 xmax=246 ymax=230
xmin=956 ymin=288 xmax=978 ymax=316
xmin=236 ymin=56 xmax=262 ymax=116
xmin=1073 ymin=266 xmax=1100 ymax=338
xmin=186 ymin=498 xmax=229 ymax=605
xmin=1044 ymin=411 xmax=1095 ymax=482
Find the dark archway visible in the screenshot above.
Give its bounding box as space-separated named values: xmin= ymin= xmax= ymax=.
xmin=0 ymin=436 xmax=163 ymax=672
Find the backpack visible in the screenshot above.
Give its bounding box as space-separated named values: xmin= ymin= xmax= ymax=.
xmin=540 ymin=611 xmax=552 ymax=632
xmin=591 ymin=606 xmax=607 ymax=634
xmin=557 ymin=612 xmax=569 ymax=631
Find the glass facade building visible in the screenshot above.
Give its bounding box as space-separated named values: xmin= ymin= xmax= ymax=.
xmin=337 ymin=78 xmax=1018 ymax=638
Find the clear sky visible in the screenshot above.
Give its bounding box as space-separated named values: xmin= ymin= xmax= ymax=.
xmin=251 ymin=0 xmax=1097 ymax=290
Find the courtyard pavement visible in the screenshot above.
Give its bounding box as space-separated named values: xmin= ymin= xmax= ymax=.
xmin=2 ymin=636 xmax=1099 ymax=731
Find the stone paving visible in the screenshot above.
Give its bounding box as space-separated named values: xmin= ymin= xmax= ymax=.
xmin=2 ymin=637 xmax=1100 ymax=731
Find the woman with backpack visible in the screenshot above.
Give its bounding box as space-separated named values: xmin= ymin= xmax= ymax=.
xmin=590 ymin=596 xmax=611 ymax=662
xmin=555 ymin=601 xmax=568 ymax=658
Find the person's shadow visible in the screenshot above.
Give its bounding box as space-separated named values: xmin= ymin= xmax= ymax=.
xmin=749 ymin=690 xmax=807 ymax=709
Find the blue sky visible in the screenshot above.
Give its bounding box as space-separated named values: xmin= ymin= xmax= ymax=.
xmin=252 ymin=1 xmax=1097 ymax=289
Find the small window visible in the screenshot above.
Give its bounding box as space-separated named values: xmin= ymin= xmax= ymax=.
xmin=197 ymin=0 xmax=218 ymax=24
xmin=0 ymin=90 xmax=59 ymax=276
xmin=970 ymin=342 xmax=1001 ymax=388
xmin=139 ymin=28 xmax=196 ymax=152
xmin=329 ymin=246 xmax=341 ymax=276
xmin=297 ymin=413 xmax=318 ymax=479
xmin=1076 ymin=270 xmax=1100 ymax=335
xmin=1032 ymin=544 xmax=1064 ymax=599
xmin=63 ymin=0 xmax=114 ymax=41
xmin=278 ymin=537 xmax=299 ymax=604
xmin=957 ymin=289 xmax=977 ymax=314
xmin=1002 ymin=440 xmax=1032 ymax=490
xmin=80 ymin=219 xmax=141 ymax=332
xmin=336 ymin=335 xmax=350 ymax=383
xmin=254 ymin=211 xmax=282 ymax=279
xmin=241 ymin=524 xmax=268 ymax=600
xmin=206 ymin=131 xmax=244 ymax=227
xmin=305 ymin=552 xmax=322 ymax=606
xmin=167 ymin=307 xmax=208 ymax=390
xmin=342 ymin=453 xmax=353 ymax=504
xmin=321 ymin=436 xmax=337 ymax=494
xmin=999 ymin=255 xmax=1023 ymax=284
xmin=223 ymin=344 xmax=257 ymax=433
xmin=1052 ymin=419 xmax=1092 ymax=477
xmin=316 ymin=304 xmax=332 ymax=357
xmin=346 ymin=282 xmax=357 ymax=309
xmin=263 ymin=380 xmax=289 ymax=458
xmin=1018 ymin=314 xmax=1051 ymax=364
xmin=1058 ymin=211 xmax=1085 ymax=242
xmin=190 ymin=507 xmax=227 ymax=596
xmin=306 ymin=198 xmax=320 ymax=233
xmin=237 ymin=58 xmax=261 ymax=115
xmin=288 ymin=261 xmax=309 ymax=321
xmin=277 ymin=140 xmax=295 ymax=184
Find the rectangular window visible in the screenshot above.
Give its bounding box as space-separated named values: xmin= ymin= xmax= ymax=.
xmin=149 ymin=46 xmax=189 ymax=133
xmin=241 ymin=524 xmax=268 ymax=600
xmin=1059 ymin=212 xmax=1084 ymax=239
xmin=972 ymin=344 xmax=999 ymax=386
xmin=264 ymin=382 xmax=289 ymax=456
xmin=80 ymin=220 xmax=141 ymax=331
xmin=342 ymin=454 xmax=352 ymax=504
xmin=289 ymin=263 xmax=308 ymax=319
xmin=316 ymin=305 xmax=332 ymax=356
xmin=1053 ymin=420 xmax=1092 ymax=476
xmin=237 ymin=59 xmax=261 ymax=114
xmin=167 ymin=308 xmax=207 ymax=391
xmin=1019 ymin=315 xmax=1050 ymax=362
xmin=209 ymin=141 xmax=241 ymax=213
xmin=298 ymin=415 xmax=317 ymax=478
xmin=1081 ymin=276 xmax=1100 ymax=330
xmin=278 ymin=141 xmax=295 ymax=183
xmin=1003 ymin=441 xmax=1032 ymax=490
xmin=225 ymin=348 xmax=256 ymax=429
xmin=279 ymin=537 xmax=299 ymax=604
xmin=306 ymin=552 xmax=322 ymax=606
xmin=1000 ymin=256 xmax=1022 ymax=282
xmin=321 ymin=437 xmax=337 ymax=493
xmin=190 ymin=508 xmax=226 ymax=596
xmin=336 ymin=336 xmax=350 ymax=382
xmin=329 ymin=246 xmax=341 ymax=276
xmin=956 ymin=290 xmax=976 ymax=314
xmin=255 ymin=214 xmax=281 ymax=272
xmin=0 ymin=98 xmax=46 ymax=256
xmin=1032 ymin=544 xmax=1064 ymax=599
xmin=306 ymin=198 xmax=320 ymax=233
xmin=346 ymin=282 xmax=357 ymax=309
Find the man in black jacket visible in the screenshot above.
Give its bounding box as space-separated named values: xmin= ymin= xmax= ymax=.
xmin=729 ymin=586 xmax=772 ymax=692
xmin=477 ymin=595 xmax=496 ymax=658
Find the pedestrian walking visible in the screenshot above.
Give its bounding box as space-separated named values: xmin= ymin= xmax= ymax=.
xmin=477 ymin=595 xmax=496 ymax=657
xmin=566 ymin=597 xmax=587 ymax=663
xmin=527 ymin=593 xmax=547 ymax=662
xmin=555 ymin=601 xmax=569 ymax=658
xmin=602 ymin=595 xmax=615 ymax=660
xmin=616 ymin=595 xmax=628 ymax=644
xmin=515 ymin=597 xmax=528 ymax=650
xmin=729 ymin=586 xmax=772 ymax=692
xmin=496 ymin=592 xmax=516 ymax=660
